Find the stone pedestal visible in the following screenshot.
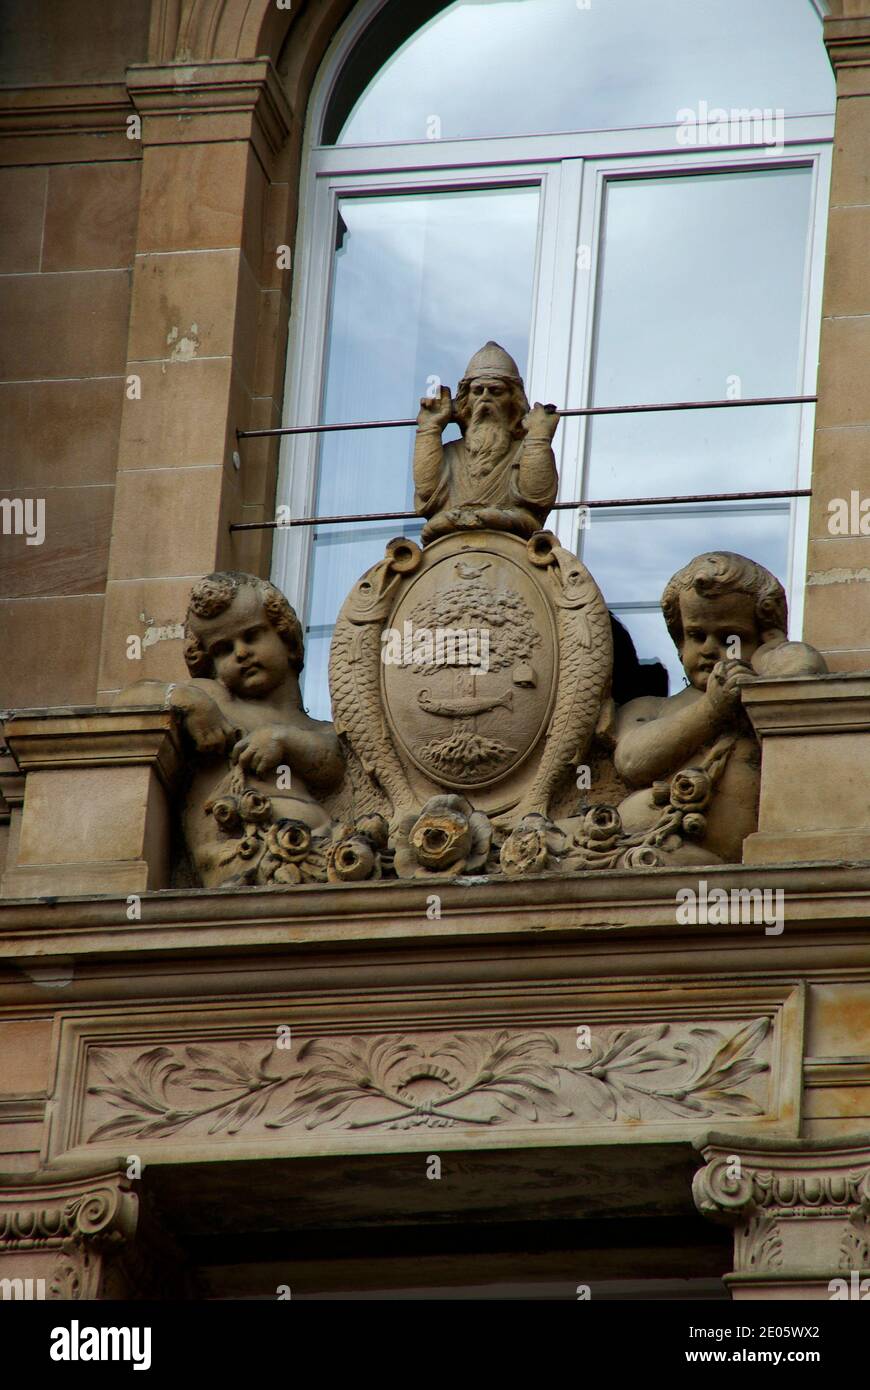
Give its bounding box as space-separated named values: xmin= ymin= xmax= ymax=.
xmin=694 ymin=1134 xmax=870 ymax=1299
xmin=1 ymin=707 xmax=182 ymax=897
xmin=742 ymin=674 xmax=870 ymax=864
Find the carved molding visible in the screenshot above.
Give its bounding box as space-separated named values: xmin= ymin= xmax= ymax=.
xmin=0 ymin=84 xmax=135 ymax=165
xmin=0 ymin=1165 xmax=139 ymax=1301
xmin=0 ymin=1176 xmax=138 ymax=1250
xmin=694 ymin=1139 xmax=870 ymax=1284
xmin=0 ymin=1163 xmax=195 ymax=1300
xmin=149 ymin=0 xmax=299 ymax=64
xmin=695 ymin=1152 xmax=870 ymax=1221
xmin=127 ymin=57 xmax=293 ymax=161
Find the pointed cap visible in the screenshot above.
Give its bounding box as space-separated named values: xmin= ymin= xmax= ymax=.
xmin=460 ymin=341 xmax=523 ymax=386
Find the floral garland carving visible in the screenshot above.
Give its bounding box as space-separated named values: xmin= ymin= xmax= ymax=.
xmin=204 ymin=765 xmax=391 ymax=885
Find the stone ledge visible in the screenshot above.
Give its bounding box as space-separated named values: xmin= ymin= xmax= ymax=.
xmin=3 ymin=706 xmax=182 ymax=786
xmin=826 ymin=14 xmax=870 ymax=90
xmin=0 ymin=82 xmax=136 ymax=164
xmin=741 ymin=672 xmax=870 ymax=734
xmin=1 ymin=860 xmax=870 ymax=966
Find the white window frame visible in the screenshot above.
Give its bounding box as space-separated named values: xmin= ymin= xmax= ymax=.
xmin=273 ymin=0 xmax=833 ymax=658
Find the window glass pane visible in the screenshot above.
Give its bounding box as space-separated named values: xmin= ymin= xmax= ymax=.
xmin=330 ymin=0 xmax=832 ymax=145
xmin=581 ymin=166 xmax=813 ymax=687
xmin=301 ymin=186 xmax=539 ymax=718
xmin=586 ymin=505 xmax=790 ymax=693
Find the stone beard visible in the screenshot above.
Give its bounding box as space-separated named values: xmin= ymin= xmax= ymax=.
xmin=464 ymin=394 xmax=513 ymax=479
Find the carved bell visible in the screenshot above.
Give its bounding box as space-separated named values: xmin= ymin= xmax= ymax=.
xmin=512 ymin=660 xmax=536 ymax=687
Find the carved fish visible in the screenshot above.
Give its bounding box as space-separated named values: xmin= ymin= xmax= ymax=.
xmin=417 ymin=687 xmax=513 ymax=718
xmin=329 ymin=567 xmax=418 ymax=819
xmin=518 ymin=534 xmax=613 ymax=819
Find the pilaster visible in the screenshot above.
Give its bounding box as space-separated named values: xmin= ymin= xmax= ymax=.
xmin=96 ymin=56 xmax=293 ymax=698
xmin=804 ymin=13 xmax=870 ymax=669
xmin=694 ymin=1135 xmax=870 ymax=1299
xmin=0 ymin=1160 xmax=188 ymax=1300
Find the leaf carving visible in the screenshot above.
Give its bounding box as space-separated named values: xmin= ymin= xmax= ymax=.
xmin=84 ymin=1018 xmax=772 ymax=1141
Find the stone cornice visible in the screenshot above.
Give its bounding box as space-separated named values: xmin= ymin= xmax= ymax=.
xmin=0 ymin=82 xmax=136 ymax=164
xmin=741 ymin=672 xmax=870 ymax=735
xmin=825 ymin=14 xmax=870 ymax=91
xmin=126 ymin=58 xmax=292 ymax=168
xmin=1 ymin=859 xmax=870 ymax=967
xmin=3 ymin=708 xmax=183 ymax=792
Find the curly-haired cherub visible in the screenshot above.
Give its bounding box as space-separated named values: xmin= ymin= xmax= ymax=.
xmin=116 ymin=571 xmax=344 ymax=883
xmin=613 ymin=552 xmax=826 ymax=863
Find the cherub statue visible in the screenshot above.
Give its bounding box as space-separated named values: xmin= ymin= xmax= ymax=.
xmin=116 ymin=572 xmax=344 ymax=885
xmin=414 ymin=340 xmax=559 ymax=542
xmin=613 ymin=552 xmax=827 ymax=863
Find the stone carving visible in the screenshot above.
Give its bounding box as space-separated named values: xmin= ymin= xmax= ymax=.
xmin=413 ymin=341 xmax=559 ymax=542
xmin=614 ymin=552 xmax=827 ymax=863
xmin=391 ymin=795 xmax=494 ymax=878
xmin=113 ymin=357 xmax=823 ymax=884
xmin=734 ymin=1211 xmax=784 ymax=1271
xmin=840 ymin=1215 xmax=870 ymax=1271
xmin=116 ymin=571 xmax=355 ymax=888
xmin=694 ymin=1141 xmax=870 ymax=1289
xmin=0 ymin=1185 xmax=136 ymax=1246
xmin=83 ymin=1018 xmax=770 ymax=1143
xmin=330 ymin=527 xmax=613 ymax=838
xmin=0 ymin=1168 xmax=142 ymax=1301
xmin=696 ymin=1154 xmax=870 ymax=1219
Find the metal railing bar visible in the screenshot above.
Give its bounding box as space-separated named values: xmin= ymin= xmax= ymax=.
xmin=230 ymin=488 xmax=812 ymax=533
xmin=236 ymin=393 xmax=817 ymax=440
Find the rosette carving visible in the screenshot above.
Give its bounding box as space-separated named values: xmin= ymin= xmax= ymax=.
xmin=391 ymin=795 xmax=492 ymax=878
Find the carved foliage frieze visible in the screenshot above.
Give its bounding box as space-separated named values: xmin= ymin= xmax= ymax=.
xmin=79 ymin=1018 xmax=773 ymax=1147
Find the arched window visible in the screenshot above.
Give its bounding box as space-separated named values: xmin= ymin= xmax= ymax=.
xmin=275 ymin=0 xmax=835 ymax=718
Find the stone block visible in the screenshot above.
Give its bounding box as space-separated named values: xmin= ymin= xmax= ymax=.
xmin=42 ymin=161 xmax=139 ymax=271
xmin=1 ymin=708 xmax=182 ymax=897
xmin=0 ymin=167 xmax=46 ymax=273
xmin=0 ymin=271 xmax=130 ymax=381
xmin=126 ymin=249 xmax=243 ymax=364
xmin=107 ymin=465 xmax=225 ymax=581
xmin=0 ymin=378 xmax=123 ymax=490
xmin=742 ymin=674 xmax=870 ymax=863
xmin=117 ymin=357 xmax=235 ymax=472
xmin=0 ymin=596 xmax=104 ymax=708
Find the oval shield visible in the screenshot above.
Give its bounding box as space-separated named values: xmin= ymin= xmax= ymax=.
xmin=381 ymin=534 xmax=558 ymax=790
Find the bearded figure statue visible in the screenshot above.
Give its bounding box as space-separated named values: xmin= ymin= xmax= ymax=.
xmin=413 ymin=341 xmax=560 ymax=543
